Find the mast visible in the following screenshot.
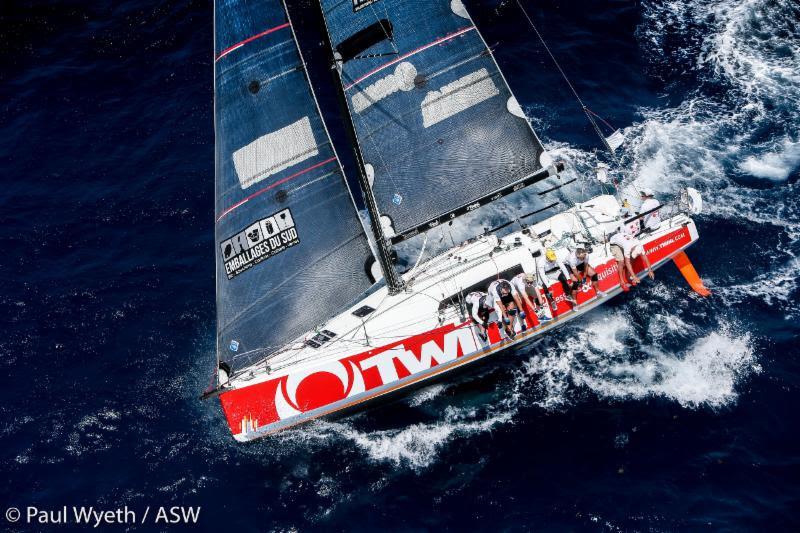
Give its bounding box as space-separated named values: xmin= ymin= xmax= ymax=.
xmin=315 ymin=5 xmax=405 ymax=293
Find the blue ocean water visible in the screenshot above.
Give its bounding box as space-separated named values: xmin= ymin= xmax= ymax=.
xmin=2 ymin=0 xmax=799 ymax=530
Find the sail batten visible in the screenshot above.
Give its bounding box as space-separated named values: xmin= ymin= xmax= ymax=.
xmin=343 ymin=25 xmax=476 ymax=90
xmin=390 ymin=163 xmax=561 ymax=244
xmin=215 ymin=0 xmax=375 ymax=373
xmin=318 ymin=0 xmax=550 ymax=239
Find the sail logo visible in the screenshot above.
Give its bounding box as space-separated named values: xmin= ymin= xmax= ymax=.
xmin=220 ymin=208 xmax=299 ymax=280
xmin=352 ymin=62 xmax=416 ymax=114
xmin=352 ymin=0 xmax=379 ymax=11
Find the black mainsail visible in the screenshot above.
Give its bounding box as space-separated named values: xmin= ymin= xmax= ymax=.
xmin=214 ymin=0 xmax=375 ymax=373
xmin=317 ymin=0 xmax=556 ymax=245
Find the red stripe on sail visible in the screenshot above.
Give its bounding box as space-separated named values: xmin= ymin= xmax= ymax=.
xmin=216 ymin=22 xmax=291 ymax=62
xmin=217 ymin=157 xmax=337 ymax=222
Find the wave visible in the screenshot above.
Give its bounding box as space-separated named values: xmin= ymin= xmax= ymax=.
xmin=624 ymin=0 xmax=800 ymax=316
xmin=321 ymin=406 xmax=512 ymax=469
xmin=633 ymin=0 xmax=800 ymax=185
xmin=739 ymin=139 xmax=800 ymax=181
xmin=275 ymin=398 xmax=513 ymax=469
xmin=699 ymin=0 xmax=800 ymax=105
xmin=527 ymin=312 xmax=758 ymax=410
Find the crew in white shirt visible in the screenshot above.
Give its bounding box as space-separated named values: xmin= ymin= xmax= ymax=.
xmin=526 ymin=239 xmax=557 ymax=308
xmin=609 ymin=228 xmax=655 ymax=290
xmin=465 ymin=291 xmax=494 ymax=342
xmin=487 ymin=279 xmax=526 ymax=337
xmin=639 ymin=188 xmax=661 ymax=232
xmin=566 ymin=247 xmax=605 ymax=297
xmin=620 ymin=198 xmax=641 ymax=236
xmin=511 ymin=272 xmax=552 ymax=322
xmin=543 ymin=248 xmax=578 ymax=306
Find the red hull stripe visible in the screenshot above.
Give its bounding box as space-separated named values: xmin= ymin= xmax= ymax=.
xmin=344 ymin=26 xmax=476 ymax=90
xmin=216 ymin=22 xmax=291 ymax=62
xmin=217 ymin=157 xmax=337 ymax=222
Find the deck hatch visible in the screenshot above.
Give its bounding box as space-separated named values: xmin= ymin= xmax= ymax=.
xmin=352 ymin=305 xmax=375 ymax=317
xmin=304 ymin=329 xmax=337 ymax=349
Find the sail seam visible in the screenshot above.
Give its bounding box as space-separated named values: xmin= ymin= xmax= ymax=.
xmin=389 ymin=166 xmax=556 ymax=244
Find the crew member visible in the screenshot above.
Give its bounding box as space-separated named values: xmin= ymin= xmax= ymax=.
xmin=620 ymin=198 xmax=641 ymax=236
xmin=610 ymin=228 xmax=655 ymax=290
xmin=465 ymin=291 xmax=493 ymax=343
xmin=511 ymin=272 xmax=552 ymax=323
xmin=487 ymin=278 xmax=526 ymax=338
xmin=567 ymin=247 xmax=604 ymax=297
xmin=639 ymin=188 xmax=662 ymax=232
xmin=524 ymin=238 xmax=556 ymax=312
xmin=544 ymin=248 xmax=578 ymax=307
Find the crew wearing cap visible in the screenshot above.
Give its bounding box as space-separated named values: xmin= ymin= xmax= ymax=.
xmin=610 ymin=226 xmax=655 ymax=290
xmin=466 ymin=291 xmax=494 ymax=342
xmin=620 ymin=198 xmax=642 ymax=236
xmin=511 ymin=271 xmax=552 ymax=322
xmin=543 ymin=248 xmax=578 ymax=307
xmin=487 ymin=279 xmax=527 ymax=338
xmin=639 ymin=188 xmax=661 ymax=232
xmin=526 ymin=241 xmax=558 ymax=311
xmin=567 ymin=247 xmax=605 ymax=297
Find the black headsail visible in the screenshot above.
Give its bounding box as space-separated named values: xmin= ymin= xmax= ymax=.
xmin=316 ymin=0 xmax=559 ymax=246
xmin=214 ymin=0 xmax=375 ymax=374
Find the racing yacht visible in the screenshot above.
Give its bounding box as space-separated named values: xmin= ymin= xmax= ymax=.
xmin=208 ymin=0 xmax=709 ymax=441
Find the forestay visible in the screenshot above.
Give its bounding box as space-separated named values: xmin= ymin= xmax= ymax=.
xmin=318 ymin=0 xmax=550 ymax=242
xmin=215 ymin=0 xmax=374 ymax=372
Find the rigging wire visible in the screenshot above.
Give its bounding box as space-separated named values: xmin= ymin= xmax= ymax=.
xmin=541 ymin=6 xmax=673 ymax=210
xmin=514 ymin=1 xmax=657 ymax=210
xmin=514 ymin=0 xmax=619 ymax=163
xmin=366 ymin=0 xmax=399 ymax=55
